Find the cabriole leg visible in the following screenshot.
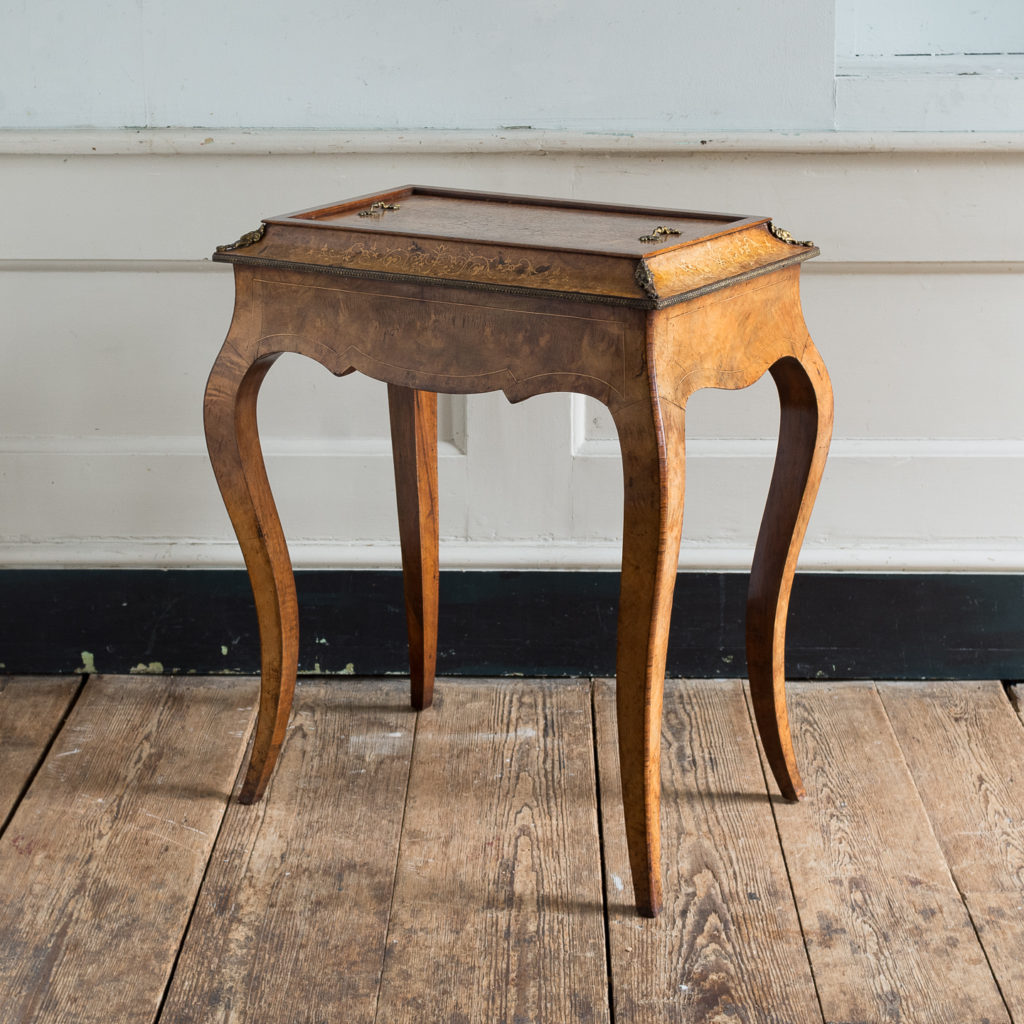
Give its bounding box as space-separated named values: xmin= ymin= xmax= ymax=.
xmin=204 ymin=343 xmax=298 ymax=804
xmin=746 ymin=346 xmax=834 ymax=800
xmin=611 ymin=392 xmax=686 ymax=917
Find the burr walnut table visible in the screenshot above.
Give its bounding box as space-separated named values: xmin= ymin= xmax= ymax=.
xmin=205 ymin=185 xmax=833 ymax=917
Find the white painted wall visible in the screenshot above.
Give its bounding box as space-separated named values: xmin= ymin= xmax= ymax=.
xmin=2 ymin=2 xmax=1023 ymax=572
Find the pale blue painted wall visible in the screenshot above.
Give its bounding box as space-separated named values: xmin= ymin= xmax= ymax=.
xmin=4 ymin=1 xmax=838 ymax=129
xmin=9 ymin=2 xmax=1018 ymax=131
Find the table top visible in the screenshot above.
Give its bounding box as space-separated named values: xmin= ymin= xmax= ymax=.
xmin=214 ymin=185 xmax=818 ymax=309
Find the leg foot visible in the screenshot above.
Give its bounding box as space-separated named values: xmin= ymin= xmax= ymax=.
xmin=747 ymin=347 xmax=833 ymax=800
xmin=388 ymin=385 xmax=439 ymax=711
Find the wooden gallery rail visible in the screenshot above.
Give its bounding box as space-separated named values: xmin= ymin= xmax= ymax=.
xmin=204 ymin=186 xmax=833 ymax=917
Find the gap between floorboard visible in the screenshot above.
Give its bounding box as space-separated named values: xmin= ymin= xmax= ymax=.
xmin=0 ymin=674 xmax=87 ymax=836
xmin=589 ymin=677 xmax=618 ymax=1024
xmin=740 ymin=679 xmax=828 ymax=1024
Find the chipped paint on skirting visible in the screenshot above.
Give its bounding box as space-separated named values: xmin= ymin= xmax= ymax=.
xmin=130 ymin=661 xmax=165 ymax=674
xmin=309 ymin=661 xmax=355 ymax=675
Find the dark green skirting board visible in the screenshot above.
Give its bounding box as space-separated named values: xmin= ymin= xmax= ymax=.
xmin=0 ymin=569 xmax=1022 ymax=680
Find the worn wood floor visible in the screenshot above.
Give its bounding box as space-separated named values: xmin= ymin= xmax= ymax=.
xmin=2 ymin=675 xmax=1023 ymax=1023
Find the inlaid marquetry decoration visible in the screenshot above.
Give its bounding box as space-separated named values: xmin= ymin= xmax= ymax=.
xmin=215 ymin=185 xmax=817 ymax=308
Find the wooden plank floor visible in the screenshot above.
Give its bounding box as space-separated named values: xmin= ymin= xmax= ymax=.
xmin=3 ymin=675 xmax=1024 ymax=1023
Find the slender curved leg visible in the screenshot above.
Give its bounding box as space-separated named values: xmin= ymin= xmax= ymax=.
xmin=388 ymin=385 xmax=439 ymax=710
xmin=611 ymin=392 xmax=687 ymax=917
xmin=204 ymin=342 xmax=299 ymax=804
xmin=747 ymin=346 xmax=834 ymax=800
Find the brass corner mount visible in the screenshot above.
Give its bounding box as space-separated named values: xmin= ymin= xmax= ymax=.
xmin=215 ymin=224 xmax=267 ymax=253
xmin=634 ymin=260 xmax=659 ymax=301
xmin=767 ymin=221 xmax=814 ymax=248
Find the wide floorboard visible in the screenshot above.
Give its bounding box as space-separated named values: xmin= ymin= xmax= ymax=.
xmin=2 ymin=675 xmax=1024 ymax=1023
